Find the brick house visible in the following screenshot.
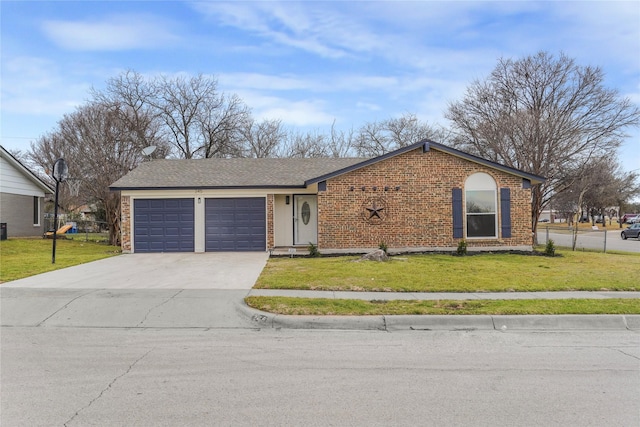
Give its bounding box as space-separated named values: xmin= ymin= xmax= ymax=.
xmin=110 ymin=140 xmax=545 ymax=254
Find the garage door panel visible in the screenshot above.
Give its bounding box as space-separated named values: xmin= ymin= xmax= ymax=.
xmin=134 ymin=198 xmax=194 ymax=253
xmin=205 ymin=198 xmax=265 ymax=252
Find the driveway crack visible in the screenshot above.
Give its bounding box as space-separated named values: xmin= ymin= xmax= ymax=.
xmin=63 ymin=348 xmax=153 ymax=427
xmin=136 ymin=290 xmax=183 ymax=327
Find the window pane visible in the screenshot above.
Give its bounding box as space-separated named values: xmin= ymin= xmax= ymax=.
xmin=466 ymin=190 xmax=495 ymax=213
xmin=467 ymin=214 xmax=496 ymax=237
xmin=33 ymin=196 xmax=39 ymax=225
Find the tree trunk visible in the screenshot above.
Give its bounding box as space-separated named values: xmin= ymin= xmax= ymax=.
xmin=531 ymin=185 xmax=544 ymax=246
xmin=104 ymin=194 xmax=121 ymax=247
xmin=572 ymin=188 xmax=588 ymax=251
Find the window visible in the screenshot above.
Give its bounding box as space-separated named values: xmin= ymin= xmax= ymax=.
xmin=465 ymin=173 xmax=497 ymax=238
xmin=33 ymin=196 xmax=40 ymax=226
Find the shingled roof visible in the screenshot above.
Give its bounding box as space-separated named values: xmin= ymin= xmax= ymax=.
xmin=109 ymin=157 xmax=367 ymax=190
xmin=110 ymin=140 xmax=546 ymax=191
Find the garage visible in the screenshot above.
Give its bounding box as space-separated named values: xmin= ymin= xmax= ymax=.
xmin=205 ymin=198 xmax=266 ymax=251
xmin=134 ymin=199 xmax=194 ymax=253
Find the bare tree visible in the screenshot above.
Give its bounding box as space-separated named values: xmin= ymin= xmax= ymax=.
xmin=146 ymin=74 xmax=250 ymax=159
xmin=552 ymin=156 xmax=631 ymax=249
xmin=327 ymin=121 xmax=355 ymax=158
xmin=354 ymin=113 xmax=446 ymax=157
xmin=198 ymin=92 xmax=250 ymax=158
xmin=277 ymin=130 xmax=330 ymax=158
xmin=29 ymin=103 xmax=163 ymax=246
xmin=240 ymin=118 xmax=286 ymax=158
xmin=91 ymin=70 xmax=170 ymax=158
xmin=446 ymin=51 xmax=640 ymax=239
xmin=613 ymin=170 xmax=640 ymax=227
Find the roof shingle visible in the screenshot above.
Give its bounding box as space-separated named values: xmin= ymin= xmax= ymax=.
xmin=110 ymin=157 xmax=367 ymax=189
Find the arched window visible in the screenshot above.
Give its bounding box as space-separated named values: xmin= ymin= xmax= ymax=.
xmin=465 ymin=172 xmax=497 ymax=238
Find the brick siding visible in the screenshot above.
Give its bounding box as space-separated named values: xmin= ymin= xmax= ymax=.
xmin=121 ymin=195 xmax=131 ymax=252
xmin=317 ymin=147 xmax=533 ymax=251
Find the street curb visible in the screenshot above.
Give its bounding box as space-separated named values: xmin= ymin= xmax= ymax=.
xmin=238 ymin=303 xmax=640 ymax=331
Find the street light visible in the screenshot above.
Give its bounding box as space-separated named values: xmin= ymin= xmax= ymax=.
xmin=52 ymin=158 xmax=68 ymax=264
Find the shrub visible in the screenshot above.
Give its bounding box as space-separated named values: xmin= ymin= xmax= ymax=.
xmin=456 ymin=239 xmax=467 ymax=256
xmin=378 ymin=241 xmax=388 ymax=254
xmin=544 ymin=239 xmax=556 ymax=257
xmin=307 ymin=242 xmax=320 ymax=257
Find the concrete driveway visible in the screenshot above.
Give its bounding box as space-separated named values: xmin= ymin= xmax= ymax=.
xmin=2 ymin=252 xmax=269 ymax=290
xmin=1 ymin=253 xmax=269 ymax=328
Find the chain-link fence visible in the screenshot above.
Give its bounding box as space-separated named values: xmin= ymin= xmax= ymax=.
xmin=44 ymin=218 xmax=109 ymax=243
xmin=537 ymin=224 xmax=636 ymax=253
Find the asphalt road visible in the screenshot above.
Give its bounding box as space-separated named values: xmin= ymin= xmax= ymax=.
xmin=2 ymin=326 xmax=639 ymax=426
xmin=537 ymin=229 xmax=640 ymax=252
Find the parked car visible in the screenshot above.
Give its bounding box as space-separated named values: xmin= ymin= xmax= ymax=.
xmin=621 ymin=213 xmax=638 ymax=223
xmin=625 ymin=215 xmax=640 ymax=224
xmin=621 ymin=223 xmax=640 ymax=240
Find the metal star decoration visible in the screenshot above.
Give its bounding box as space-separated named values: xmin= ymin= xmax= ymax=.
xmin=366 ymin=201 xmax=384 ymax=219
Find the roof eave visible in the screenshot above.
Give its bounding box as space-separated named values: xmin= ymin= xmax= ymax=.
xmin=109 ymin=184 xmax=309 ymax=192
xmin=304 ymin=141 xmax=424 ymax=185
xmin=426 ymin=141 xmax=546 ymax=185
xmin=0 ymin=146 xmax=54 ymax=194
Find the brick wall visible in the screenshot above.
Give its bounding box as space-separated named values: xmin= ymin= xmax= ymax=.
xmin=266 ymin=194 xmax=274 ymax=249
xmin=120 ymin=196 xmax=131 ymax=252
xmin=317 ymin=147 xmax=533 ymax=251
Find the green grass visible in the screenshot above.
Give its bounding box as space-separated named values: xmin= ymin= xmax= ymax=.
xmin=65 ymin=232 xmax=109 ymax=243
xmin=251 ymin=250 xmax=640 ymax=315
xmin=245 ymin=296 xmax=640 ymax=316
xmin=255 ymin=250 xmax=639 ymax=292
xmin=0 ymin=238 xmax=120 ymax=282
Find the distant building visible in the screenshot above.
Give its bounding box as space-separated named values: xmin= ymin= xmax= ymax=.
xmin=0 ymin=146 xmax=53 ymax=237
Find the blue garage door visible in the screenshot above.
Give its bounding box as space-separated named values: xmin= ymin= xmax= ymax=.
xmin=134 ymin=199 xmax=194 ymax=253
xmin=205 ymin=198 xmax=266 ymax=251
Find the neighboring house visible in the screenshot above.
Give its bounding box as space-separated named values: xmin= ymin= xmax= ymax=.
xmin=0 ymin=146 xmax=53 ymax=237
xmin=110 ymin=140 xmax=545 ymax=254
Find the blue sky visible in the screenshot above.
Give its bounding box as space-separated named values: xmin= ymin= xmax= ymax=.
xmin=1 ymin=1 xmax=639 ymax=172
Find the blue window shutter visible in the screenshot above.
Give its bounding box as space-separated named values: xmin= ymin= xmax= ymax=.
xmin=500 ymin=188 xmax=511 ymax=238
xmin=452 ymin=188 xmax=463 ymax=238
xmin=318 ymin=180 xmax=327 ymax=192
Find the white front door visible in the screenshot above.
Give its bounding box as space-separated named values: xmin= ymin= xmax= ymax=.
xmin=294 ymin=195 xmax=317 ymax=245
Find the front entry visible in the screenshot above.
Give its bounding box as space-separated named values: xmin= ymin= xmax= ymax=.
xmin=294 ymin=195 xmax=317 ymax=245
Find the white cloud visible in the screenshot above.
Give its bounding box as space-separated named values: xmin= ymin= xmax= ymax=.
xmin=234 ymin=90 xmax=335 ymax=127
xmin=41 ymin=14 xmax=180 ymax=51
xmin=1 ymin=57 xmax=90 ymax=116
xmin=190 ymin=1 xmax=385 ymax=59
xmin=218 ymin=73 xmax=312 ymax=91
xmin=356 ymin=102 xmax=382 ymax=112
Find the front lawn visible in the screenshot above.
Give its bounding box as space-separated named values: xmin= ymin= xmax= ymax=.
xmin=248 ymin=250 xmax=640 ymax=315
xmin=0 ymin=238 xmax=120 ymax=283
xmin=254 ymin=250 xmax=639 ymax=292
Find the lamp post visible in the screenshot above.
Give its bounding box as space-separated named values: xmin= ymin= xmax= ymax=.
xmin=52 ymin=158 xmax=68 ymax=264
